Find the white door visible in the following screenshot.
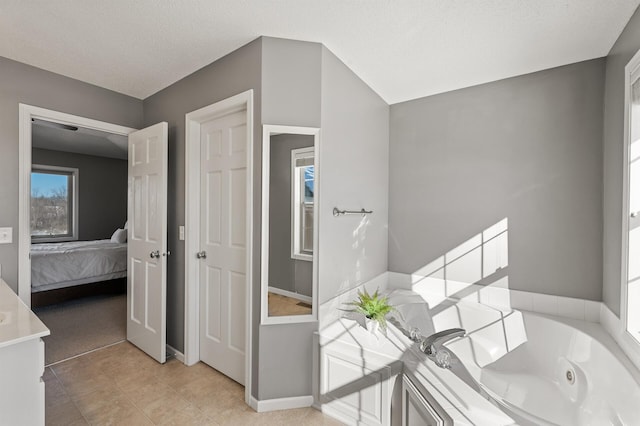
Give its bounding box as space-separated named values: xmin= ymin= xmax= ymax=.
xmin=199 ymin=110 xmax=247 ymax=384
xmin=127 ymin=122 xmax=168 ymax=363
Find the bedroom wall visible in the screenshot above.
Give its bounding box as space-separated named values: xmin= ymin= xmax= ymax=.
xmin=389 ymin=59 xmax=605 ymax=302
xmin=31 ymin=148 xmax=127 ymax=241
xmin=602 ymin=6 xmax=640 ymax=316
xmin=0 ymin=56 xmax=143 ymax=292
xmin=142 ymin=38 xmax=263 ymax=394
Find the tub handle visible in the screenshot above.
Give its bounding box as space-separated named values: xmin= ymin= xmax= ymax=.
xmin=420 ymin=328 xmax=466 ymax=355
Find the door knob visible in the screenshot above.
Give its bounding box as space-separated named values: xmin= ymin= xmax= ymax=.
xmin=150 ymin=250 xmax=160 ymax=259
xmin=196 ymin=251 xmax=207 ymax=259
xmin=632 ymin=211 xmax=639 ymax=218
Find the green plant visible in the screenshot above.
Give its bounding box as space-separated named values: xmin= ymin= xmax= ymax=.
xmin=344 ymin=288 xmax=395 ymax=331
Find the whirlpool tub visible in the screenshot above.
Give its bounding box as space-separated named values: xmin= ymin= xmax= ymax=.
xmin=388 ymin=290 xmax=640 ymax=426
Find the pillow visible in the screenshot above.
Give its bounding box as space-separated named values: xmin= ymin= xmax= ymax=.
xmin=111 ymin=228 xmax=127 ymax=244
xmin=124 ymin=221 xmax=129 ymax=230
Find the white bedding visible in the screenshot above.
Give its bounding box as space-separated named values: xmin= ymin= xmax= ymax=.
xmin=31 ymin=240 xmax=127 ymax=292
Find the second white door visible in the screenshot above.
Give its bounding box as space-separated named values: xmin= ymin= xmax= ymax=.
xmin=198 ymin=110 xmax=247 ymax=385
xmin=127 ymin=122 xmax=168 ymax=364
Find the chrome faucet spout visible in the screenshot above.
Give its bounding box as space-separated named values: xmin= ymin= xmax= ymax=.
xmin=419 ymin=328 xmax=466 ymax=356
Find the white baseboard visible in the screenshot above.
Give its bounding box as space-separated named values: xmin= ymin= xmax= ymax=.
xmin=248 ymin=396 xmax=259 ymax=411
xmin=248 ymin=395 xmax=313 ymax=412
xmin=268 ymin=286 xmax=312 ymax=304
xmin=166 ymin=344 xmax=185 ymax=363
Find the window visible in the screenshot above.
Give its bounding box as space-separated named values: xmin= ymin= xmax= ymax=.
xmin=623 ymin=48 xmax=640 ymax=364
xmin=625 ymin=75 xmax=640 ymax=344
xmin=291 ymin=147 xmax=314 ymax=260
xmin=31 ymin=165 xmax=78 ymax=241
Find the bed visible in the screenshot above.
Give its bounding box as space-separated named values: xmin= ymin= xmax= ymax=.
xmin=31 ymin=239 xmax=127 ymax=306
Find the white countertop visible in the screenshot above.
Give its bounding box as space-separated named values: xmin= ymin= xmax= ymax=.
xmin=0 ymin=278 xmax=49 ymax=349
xmin=319 ymin=318 xmax=515 ymax=426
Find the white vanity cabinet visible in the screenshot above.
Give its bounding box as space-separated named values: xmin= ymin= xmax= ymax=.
xmin=401 ymin=375 xmax=450 ymax=426
xmin=315 ymin=320 xmax=406 ymax=426
xmin=318 ymin=337 xmax=400 ymax=425
xmin=315 ymin=318 xmax=494 ymax=426
xmin=0 ymin=279 xmax=50 ymax=426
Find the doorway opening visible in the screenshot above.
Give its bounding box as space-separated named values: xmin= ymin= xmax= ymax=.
xmin=18 ymin=105 xmax=136 ymax=364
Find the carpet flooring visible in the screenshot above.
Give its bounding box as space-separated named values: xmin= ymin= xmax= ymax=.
xmin=34 ymin=293 xmax=126 ymax=365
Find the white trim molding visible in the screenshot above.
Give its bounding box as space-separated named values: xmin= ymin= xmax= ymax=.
xmin=31 ymin=164 xmax=80 ymax=243
xmin=248 ymin=395 xmax=314 ymax=413
xmin=18 ymin=104 xmax=136 ymax=306
xmin=620 ymin=46 xmax=640 ymax=362
xmin=166 ymin=344 xmax=185 ymax=364
xmin=601 ymin=304 xmax=640 ymax=373
xmin=268 ymin=286 xmax=313 ymax=304
xmin=183 ymin=90 xmax=254 ymax=404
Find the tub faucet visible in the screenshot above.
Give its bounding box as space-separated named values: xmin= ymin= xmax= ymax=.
xmin=419 ymin=328 xmax=466 ymax=369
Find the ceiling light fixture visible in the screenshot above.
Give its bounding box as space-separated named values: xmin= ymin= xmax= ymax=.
xmin=32 ymin=118 xmax=78 ymax=132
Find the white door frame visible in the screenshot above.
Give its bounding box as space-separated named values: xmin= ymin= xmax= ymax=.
xmin=184 ymin=90 xmax=254 ymax=402
xmin=619 ymin=47 xmax=640 ymax=371
xmin=18 ymin=104 xmax=136 ymax=306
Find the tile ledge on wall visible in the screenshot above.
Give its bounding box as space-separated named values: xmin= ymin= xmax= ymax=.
xmin=385 ymin=271 xmax=602 ymax=323
xmin=320 ymin=271 xmax=640 ymax=374
xmin=318 ymin=271 xmax=390 ymax=330
xmin=322 ymin=271 xmax=606 ymax=325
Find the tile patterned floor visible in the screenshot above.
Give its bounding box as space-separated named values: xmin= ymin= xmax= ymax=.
xmin=267 ymin=292 xmax=313 ymax=317
xmin=45 ymin=341 xmax=343 ymax=425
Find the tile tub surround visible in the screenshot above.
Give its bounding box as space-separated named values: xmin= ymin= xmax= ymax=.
xmin=316 ymin=315 xmax=515 ymax=425
xmin=418 ymin=296 xmax=640 ymax=425
xmin=45 ymin=341 xmax=343 ymax=425
xmin=323 ymin=272 xmax=640 ymax=388
xmin=318 ymin=287 xmax=640 ymax=425
xmin=320 ymin=271 xmax=604 ymax=326
xmin=386 ymin=271 xmax=603 ymax=323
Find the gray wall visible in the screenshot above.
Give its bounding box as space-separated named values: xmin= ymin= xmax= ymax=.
xmin=142 ymin=39 xmax=263 ymax=399
xmin=268 ymin=134 xmax=314 ymax=297
xmin=262 ymin=38 xmax=322 ymax=127
xmin=257 ymin=39 xmax=390 ymax=400
xmin=319 ymin=47 xmax=390 ymax=305
xmin=258 ymin=37 xmax=322 ymax=400
xmin=32 ymin=148 xmax=127 ymax=241
xmin=602 ymin=7 xmax=640 ymax=316
xmin=0 ymin=56 xmax=142 ymax=291
xmin=389 ymin=59 xmax=605 ymax=301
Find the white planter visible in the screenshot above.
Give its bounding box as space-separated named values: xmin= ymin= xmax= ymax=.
xmin=366 ymin=318 xmax=380 ymax=336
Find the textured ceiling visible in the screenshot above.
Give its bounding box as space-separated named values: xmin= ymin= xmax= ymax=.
xmin=33 ymin=120 xmax=128 ymax=160
xmin=0 ymin=1 xmax=638 ymax=104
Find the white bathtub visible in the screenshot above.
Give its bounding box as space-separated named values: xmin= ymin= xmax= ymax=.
xmin=388 ymin=290 xmax=640 ymax=426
